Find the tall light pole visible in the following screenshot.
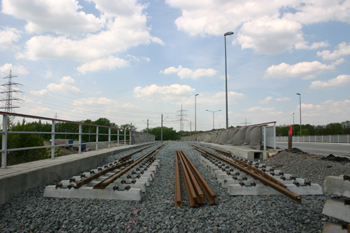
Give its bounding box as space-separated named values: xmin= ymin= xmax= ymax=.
xmin=296 ymin=93 xmax=302 ymax=136
xmin=224 ymin=31 xmax=234 ymax=129
xmin=206 ymin=109 xmax=221 ymax=130
xmin=195 ymin=94 xmax=199 ymax=137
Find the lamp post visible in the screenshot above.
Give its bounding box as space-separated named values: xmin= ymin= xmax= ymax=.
xmin=296 ymin=93 xmax=302 ymax=136
xmin=195 ymin=94 xmax=199 ymax=137
xmin=224 ymin=31 xmax=234 ymax=129
xmin=206 ymin=109 xmax=221 ymax=130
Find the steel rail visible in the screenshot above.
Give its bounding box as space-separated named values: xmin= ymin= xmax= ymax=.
xmin=174 ymin=152 xmax=182 ymax=208
xmin=204 ymin=145 xmax=287 ymax=188
xmin=176 ymin=150 xmax=198 ymax=207
xmin=191 ymin=145 xmax=302 ymax=203
xmin=178 ymin=151 xmax=205 ymax=204
xmin=71 ymin=160 xmax=134 ymax=189
xmin=180 ymin=150 xmax=217 ymax=205
xmin=93 ymin=144 xmax=164 ymax=189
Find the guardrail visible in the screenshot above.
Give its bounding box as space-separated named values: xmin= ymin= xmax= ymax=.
xmin=276 ymin=135 xmax=350 ymax=143
xmin=0 ymin=112 xmax=155 ymax=168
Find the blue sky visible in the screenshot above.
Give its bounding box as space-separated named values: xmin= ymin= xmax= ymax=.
xmin=0 ymin=0 xmax=349 ymax=132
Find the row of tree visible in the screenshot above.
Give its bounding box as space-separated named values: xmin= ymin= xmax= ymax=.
xmin=276 ymin=121 xmax=350 ymax=136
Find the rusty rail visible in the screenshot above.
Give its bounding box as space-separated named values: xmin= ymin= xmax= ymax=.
xmin=119 ymin=145 xmax=152 ymax=162
xmin=191 ymin=145 xmax=301 ymax=203
xmin=93 ymin=144 xmax=165 ymax=189
xmin=175 ymin=152 xmax=182 ymax=207
xmin=175 ymin=150 xmax=217 ymax=207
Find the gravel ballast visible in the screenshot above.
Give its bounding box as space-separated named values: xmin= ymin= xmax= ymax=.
xmin=1 ymin=141 xmax=349 ymax=233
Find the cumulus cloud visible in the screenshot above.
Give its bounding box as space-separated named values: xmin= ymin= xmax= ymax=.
xmin=29 ymin=89 xmax=50 ymax=97
xmin=134 ymin=84 xmax=195 ymax=104
xmin=166 ymin=0 xmax=345 ymax=54
xmin=259 ymin=96 xmax=273 ymax=104
xmin=310 ymin=75 xmax=350 ymax=89
xmin=0 ymin=63 xmax=28 ymax=76
xmin=2 ymin=0 xmax=102 ymax=35
xmin=264 ymin=61 xmax=338 ymax=79
xmin=77 ymin=56 xmax=129 ymax=74
xmin=0 ymin=27 xmax=21 ymax=49
xmin=47 ymin=76 xmax=81 ymax=94
xmin=14 ymin=0 xmax=163 ymax=64
xmin=317 ymin=42 xmax=350 ymax=60
xmin=276 ymin=97 xmax=290 ymax=102
xmin=160 ymin=65 xmax=218 ymax=80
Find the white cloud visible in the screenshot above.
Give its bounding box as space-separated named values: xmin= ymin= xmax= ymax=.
xmin=90 ymin=0 xmax=145 ymax=17
xmin=0 ymin=63 xmax=28 ymax=76
xmin=237 ymin=17 xmax=304 ymax=54
xmin=45 ymin=71 xmax=53 ymax=78
xmin=284 ymin=1 xmax=350 ymax=25
xmin=317 ymin=42 xmax=350 ymax=60
xmin=134 ymin=84 xmax=195 ymax=104
xmin=310 ymin=75 xmax=350 ymax=89
xmin=259 ymin=96 xmax=273 ymax=104
xmin=15 ymin=1 xmax=163 ymax=62
xmin=77 ymin=56 xmax=129 ymax=74
xmin=29 ymin=89 xmax=50 ymax=97
xmin=297 ymin=100 xmax=350 ymax=123
xmin=47 ymin=76 xmax=81 ymax=94
xmin=166 ymin=0 xmax=347 ymax=54
xmin=0 ymin=27 xmax=21 ymax=49
xmin=160 ymin=65 xmax=218 ymax=80
xmin=276 ymin=97 xmax=290 ymax=102
xmin=264 ymin=61 xmax=337 ymax=79
xmin=295 ymin=41 xmax=329 ymax=50
xmin=2 ymin=0 xmax=102 ymax=35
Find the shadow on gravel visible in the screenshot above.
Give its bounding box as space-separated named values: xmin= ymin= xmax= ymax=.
xmin=321 ymin=154 xmax=350 ymax=163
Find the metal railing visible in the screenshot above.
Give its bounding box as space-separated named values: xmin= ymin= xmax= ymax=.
xmin=276 ymin=135 xmax=350 ymax=143
xmin=0 ymin=112 xmax=155 ymax=168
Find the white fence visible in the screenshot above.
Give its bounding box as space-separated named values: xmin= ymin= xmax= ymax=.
xmin=277 ymin=135 xmax=350 ymax=143
xmin=0 ymin=111 xmax=155 ymax=168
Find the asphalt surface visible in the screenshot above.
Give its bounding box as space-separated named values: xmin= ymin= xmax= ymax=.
xmin=276 ymin=142 xmax=350 ymax=157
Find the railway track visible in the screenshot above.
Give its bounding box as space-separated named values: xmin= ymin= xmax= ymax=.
xmin=191 ymin=144 xmax=324 ymax=203
xmin=44 ymin=144 xmax=165 ymax=200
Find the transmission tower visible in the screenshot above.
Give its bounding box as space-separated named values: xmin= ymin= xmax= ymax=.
xmin=0 ymin=70 xmax=22 ymax=113
xmin=176 ymin=105 xmax=188 ymax=131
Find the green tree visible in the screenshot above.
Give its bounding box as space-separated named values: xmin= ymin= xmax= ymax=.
xmin=144 ymin=127 xmax=179 ymax=141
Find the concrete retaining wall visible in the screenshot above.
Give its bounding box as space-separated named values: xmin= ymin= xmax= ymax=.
xmin=0 ymin=143 xmax=155 ymax=205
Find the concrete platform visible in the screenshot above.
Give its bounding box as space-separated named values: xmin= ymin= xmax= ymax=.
xmin=322 ymin=198 xmax=350 ymax=223
xmin=323 ymin=175 xmax=350 ymax=197
xmin=0 ymin=142 xmax=156 ymax=205
xmin=322 ymin=222 xmax=349 ymax=233
xmin=198 ymin=142 xmax=274 ymax=160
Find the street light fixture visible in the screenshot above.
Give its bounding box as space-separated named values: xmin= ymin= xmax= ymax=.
xmin=296 ymin=93 xmax=302 ymax=136
xmin=195 ymin=94 xmax=199 ymax=138
xmin=206 ymin=109 xmax=221 ymax=130
xmin=224 ymin=31 xmax=234 ymax=129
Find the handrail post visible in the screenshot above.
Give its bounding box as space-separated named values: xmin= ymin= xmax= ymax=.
xmin=79 ymin=124 xmax=82 ymax=154
xmin=51 ymin=120 xmax=55 ymax=159
xmin=96 ymin=126 xmax=99 ymax=151
xmin=108 ymin=128 xmax=111 ymax=148
xmin=124 ymin=129 xmax=126 ymax=146
xmin=263 ymin=125 xmax=267 ymax=151
xmin=129 ymin=129 xmax=132 ymax=145
xmin=2 ymin=114 xmax=8 ymax=168
xmin=117 ymin=129 xmax=119 ymax=147
xmin=273 ymin=122 xmax=276 ymax=150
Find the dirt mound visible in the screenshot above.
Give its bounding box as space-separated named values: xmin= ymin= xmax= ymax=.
xmin=282 ymin=147 xmax=308 ymax=154
xmin=321 ymin=154 xmax=350 ymax=163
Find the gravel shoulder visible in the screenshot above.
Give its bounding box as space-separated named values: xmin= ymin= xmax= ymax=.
xmin=1 ymin=142 xmax=349 ymax=233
